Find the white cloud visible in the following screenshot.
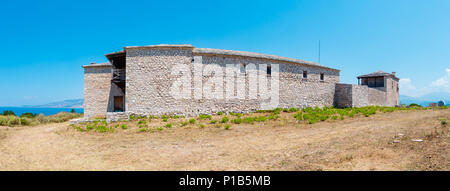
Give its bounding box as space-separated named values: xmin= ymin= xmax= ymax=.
xmin=399 ymin=78 xmax=418 ymax=97
xmin=400 ymin=78 xmax=415 ymax=90
xmin=430 ymin=68 xmax=450 ymax=89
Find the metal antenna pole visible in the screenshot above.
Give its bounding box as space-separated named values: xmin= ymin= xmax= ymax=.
xmin=318 ymin=40 xmax=321 ymax=64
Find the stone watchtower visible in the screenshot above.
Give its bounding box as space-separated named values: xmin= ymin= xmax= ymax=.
xmin=334 ymin=71 xmax=399 ymax=108
xmin=357 ymin=71 xmax=399 ymax=106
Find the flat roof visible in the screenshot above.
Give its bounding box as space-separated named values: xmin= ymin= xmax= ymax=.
xmin=357 ymin=70 xmax=399 ymax=81
xmin=82 ymin=62 xmax=111 ymax=68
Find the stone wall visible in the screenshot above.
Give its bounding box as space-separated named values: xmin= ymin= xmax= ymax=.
xmin=83 ymin=65 xmax=112 ymax=118
xmin=82 ymin=45 xmax=399 ymax=121
xmin=334 ymin=84 xmax=353 ymax=108
xmin=335 ymin=80 xmax=398 ymax=108
xmin=352 ymin=85 xmax=369 ymax=107
xmin=124 ymin=46 xmax=340 ymax=116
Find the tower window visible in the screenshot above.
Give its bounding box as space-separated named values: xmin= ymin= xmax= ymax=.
xmin=320 ymin=73 xmax=324 ymax=81
xmin=267 ymin=65 xmax=272 ymax=76
xmin=303 ymin=70 xmax=308 ymax=79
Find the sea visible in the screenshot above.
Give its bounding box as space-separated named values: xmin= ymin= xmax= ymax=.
xmin=0 ymin=107 xmax=84 ymax=116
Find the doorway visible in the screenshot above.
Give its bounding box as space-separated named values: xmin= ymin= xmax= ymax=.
xmin=114 ymin=96 xmax=124 ymax=112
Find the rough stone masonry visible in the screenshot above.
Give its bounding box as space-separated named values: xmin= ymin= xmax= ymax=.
xmin=81 ymin=44 xmax=399 ymax=121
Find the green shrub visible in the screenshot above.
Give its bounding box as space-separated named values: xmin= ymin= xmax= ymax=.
xmin=95 ymin=125 xmax=109 ymax=133
xmin=243 ymin=117 xmax=255 ymax=124
xmin=442 ymin=120 xmax=447 ymax=125
xmin=220 ymin=116 xmax=229 ymax=123
xmin=217 ymin=112 xmax=223 ymax=115
xmin=230 ymin=112 xmax=242 ymax=118
xmin=199 ymin=114 xmax=212 ymax=120
xmin=282 ymin=108 xmax=289 ymax=112
xmin=120 ymin=124 xmax=128 ymax=129
xmin=129 ymin=115 xmax=136 ymax=120
xmin=319 ymin=115 xmax=328 ymax=121
xmin=189 ymin=118 xmax=196 ymax=124
xmin=72 ymin=125 xmax=85 ymax=132
xmin=139 ymin=128 xmax=148 ymax=132
xmin=2 ymin=110 xmax=16 ymax=116
xmin=308 ymin=118 xmax=318 ymax=124
xmin=181 ymin=121 xmax=188 ymax=126
xmin=408 ymin=103 xmax=421 ymax=107
xmin=289 ymin=108 xmax=299 ymax=112
xmin=255 ymin=116 xmax=267 ymax=122
xmin=199 ymin=124 xmax=205 ymax=128
xmin=0 ymin=115 xmax=8 ymax=126
xmin=86 ymin=123 xmax=95 ymax=131
xmin=7 ymin=116 xmax=20 ymax=126
xmin=224 ymin=124 xmax=231 ymax=130
xmin=20 ymin=112 xmax=36 ymax=118
xmin=231 ymin=118 xmax=242 ymax=124
xmin=210 ymin=120 xmax=217 ymax=124
xmin=165 ymin=123 xmax=173 ymax=128
xmin=20 ymin=117 xmax=31 ymax=126
xmin=157 ymin=127 xmax=164 ymax=131
xmin=331 ymin=116 xmax=338 ymax=120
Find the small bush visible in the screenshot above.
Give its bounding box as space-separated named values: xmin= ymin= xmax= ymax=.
xmin=441 ymin=120 xmax=447 ymax=125
xmin=0 ymin=115 xmax=7 ymax=126
xmin=120 ymin=124 xmax=128 ymax=129
xmin=255 ymin=116 xmax=267 ymax=122
xmin=6 ymin=116 xmax=21 ymax=126
xmin=220 ymin=116 xmax=229 ymax=123
xmin=95 ymin=125 xmax=109 ymax=133
xmin=20 ymin=113 xmax=36 ymax=118
xmin=217 ymin=112 xmax=223 ymax=115
xmin=139 ymin=128 xmax=148 ymax=132
xmin=129 ymin=115 xmax=136 ymax=120
xmin=199 ymin=124 xmax=205 ymax=128
xmin=210 ymin=120 xmax=217 ymax=124
xmin=189 ymin=118 xmax=196 ymax=124
xmin=224 ymin=124 xmax=231 ymax=130
xmin=165 ymin=123 xmax=173 ymax=128
xmin=199 ymin=114 xmax=212 ymax=120
xmin=230 ymin=112 xmax=242 ymax=118
xmin=243 ymin=117 xmax=255 ymax=124
xmin=181 ymin=121 xmax=188 ymax=126
xmin=157 ymin=127 xmax=164 ymax=131
xmin=231 ymin=118 xmax=242 ymax=124
xmin=2 ymin=110 xmax=16 ymax=116
xmin=289 ymin=108 xmax=299 ymax=112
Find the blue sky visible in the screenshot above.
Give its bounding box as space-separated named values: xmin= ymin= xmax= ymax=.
xmin=1 ymin=0 xmax=450 ymax=106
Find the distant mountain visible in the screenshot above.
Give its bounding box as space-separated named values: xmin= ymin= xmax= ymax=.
xmin=400 ymin=92 xmax=449 ymax=106
xmin=22 ymin=99 xmax=83 ymax=108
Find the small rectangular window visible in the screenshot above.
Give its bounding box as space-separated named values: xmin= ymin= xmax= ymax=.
xmin=303 ymin=70 xmax=308 ymax=79
xmin=320 ymin=73 xmax=324 ymax=81
xmin=267 ymin=65 xmax=271 ymax=76
xmin=240 ymin=64 xmax=246 ymax=73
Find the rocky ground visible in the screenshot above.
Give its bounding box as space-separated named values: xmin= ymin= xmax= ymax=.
xmin=0 ymin=109 xmax=448 ymax=170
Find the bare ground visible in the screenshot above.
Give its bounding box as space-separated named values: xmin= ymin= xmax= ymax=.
xmin=0 ymin=109 xmax=448 ymax=171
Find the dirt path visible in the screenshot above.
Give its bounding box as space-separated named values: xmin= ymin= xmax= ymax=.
xmin=0 ymin=109 xmax=448 ymax=170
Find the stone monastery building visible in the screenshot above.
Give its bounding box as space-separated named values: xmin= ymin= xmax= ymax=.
xmin=82 ymin=44 xmax=399 ymax=121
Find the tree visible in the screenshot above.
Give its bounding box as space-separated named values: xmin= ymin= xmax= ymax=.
xmin=2 ymin=110 xmax=16 ymax=116
xmin=20 ymin=112 xmax=37 ymax=118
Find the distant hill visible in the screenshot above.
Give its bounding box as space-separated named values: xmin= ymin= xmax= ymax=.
xmin=22 ymin=99 xmax=83 ymax=108
xmin=400 ymin=92 xmax=449 ymax=106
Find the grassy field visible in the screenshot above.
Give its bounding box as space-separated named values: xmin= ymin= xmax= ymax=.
xmin=0 ymin=106 xmax=448 ymax=170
